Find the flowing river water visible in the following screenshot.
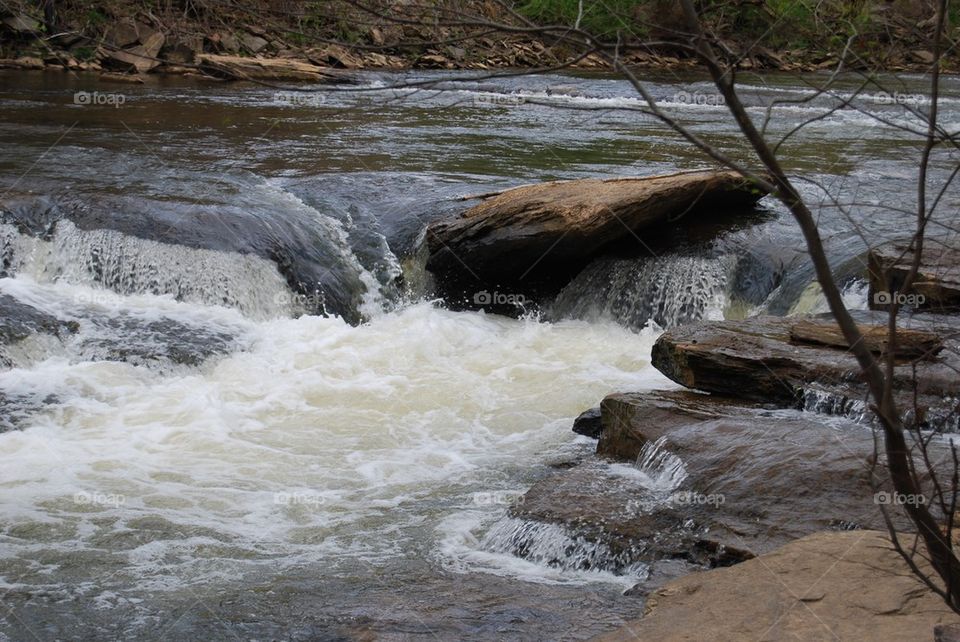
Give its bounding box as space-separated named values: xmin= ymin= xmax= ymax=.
xmin=0 ymin=69 xmax=958 ymax=640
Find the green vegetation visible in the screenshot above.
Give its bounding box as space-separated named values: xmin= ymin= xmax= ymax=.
xmin=519 ymin=0 xmax=646 ymax=39
xmin=518 ymin=0 xmax=955 ymax=55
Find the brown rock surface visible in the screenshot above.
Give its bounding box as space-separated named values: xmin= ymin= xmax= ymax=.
xmin=103 ymin=32 xmax=165 ymax=73
xmin=519 ymin=390 xmax=922 ymax=564
xmin=425 ymin=170 xmax=767 ymax=287
xmin=593 ymin=530 xmax=960 ymax=642
xmin=650 ymin=312 xmax=960 ymax=430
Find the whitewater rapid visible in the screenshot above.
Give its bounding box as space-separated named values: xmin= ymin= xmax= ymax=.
xmin=0 ymin=286 xmax=668 ymax=597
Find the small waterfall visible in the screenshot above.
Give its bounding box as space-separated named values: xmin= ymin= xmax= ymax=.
xmin=802 ymin=386 xmax=870 ymax=423
xmin=548 ymin=253 xmax=737 ymax=329
xmin=479 ymin=517 xmax=648 ymax=577
xmin=803 ymin=385 xmax=960 ymax=433
xmin=1 ymin=221 xmax=297 ymax=320
xmin=634 ymin=436 xmax=688 ymax=492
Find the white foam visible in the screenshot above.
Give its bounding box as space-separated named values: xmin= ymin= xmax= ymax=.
xmin=0 ymin=302 xmax=665 ymax=588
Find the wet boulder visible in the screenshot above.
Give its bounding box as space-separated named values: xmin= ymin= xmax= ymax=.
xmin=0 ymin=294 xmax=78 ymax=368
xmin=425 ymin=170 xmax=768 ymax=301
xmin=571 ymin=406 xmax=603 ymax=438
xmin=651 ymin=312 xmax=960 ymax=431
xmin=515 ymin=390 xmax=930 ymax=568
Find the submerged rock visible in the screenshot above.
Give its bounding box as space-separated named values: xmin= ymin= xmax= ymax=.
xmin=77 ymin=314 xmax=238 ymax=368
xmin=651 ymin=312 xmax=960 ymax=431
xmin=0 ymin=294 xmax=78 ymax=346
xmin=425 ymin=170 xmax=768 ymax=303
xmin=0 ymin=294 xmax=78 ymax=368
xmin=595 ymin=530 xmax=960 ymax=642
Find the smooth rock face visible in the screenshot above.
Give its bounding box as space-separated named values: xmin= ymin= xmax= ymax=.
xmin=425 ymin=170 xmax=767 ymax=290
xmin=594 ymin=530 xmax=960 ymax=642
xmin=869 ymin=240 xmax=960 ymax=313
xmin=651 ymin=312 xmax=960 ymax=431
xmin=516 ymin=390 xmax=927 ymax=570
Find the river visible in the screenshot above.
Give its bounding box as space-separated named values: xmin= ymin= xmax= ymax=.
xmin=0 ymin=68 xmax=958 ymax=640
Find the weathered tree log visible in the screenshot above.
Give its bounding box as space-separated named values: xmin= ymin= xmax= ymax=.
xmin=196 ymin=54 xmax=341 ymax=82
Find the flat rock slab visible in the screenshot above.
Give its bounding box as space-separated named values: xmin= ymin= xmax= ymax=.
xmin=520 ymin=390 xmax=921 ymax=565
xmin=102 ymin=33 xmax=166 ymax=74
xmin=869 ymin=240 xmax=960 ymax=313
xmin=425 ymin=170 xmax=767 ymax=289
xmin=651 ymin=312 xmax=960 ymax=431
xmin=196 ymin=54 xmax=340 ymax=82
xmin=594 ymin=530 xmax=960 ymax=642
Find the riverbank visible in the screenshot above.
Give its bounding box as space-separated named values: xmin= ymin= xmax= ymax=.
xmin=1 ymin=0 xmax=956 ymax=80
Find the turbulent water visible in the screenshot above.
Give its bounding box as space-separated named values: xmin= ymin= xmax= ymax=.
xmin=1 ymin=68 xmax=958 ymax=639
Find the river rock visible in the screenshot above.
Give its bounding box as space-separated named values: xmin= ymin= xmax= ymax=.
xmin=651 ymin=312 xmax=960 ymax=431
xmin=2 ymin=15 xmax=40 ymax=35
xmin=425 ymin=170 xmax=767 ymax=299
xmin=240 ymin=34 xmax=269 ymax=54
xmin=594 ymin=530 xmax=960 ymax=642
xmin=1 ymin=193 xmax=368 ymax=325
xmin=869 ymin=240 xmax=960 ymax=313
xmin=104 ymin=20 xmax=140 ymax=48
xmin=572 ymin=406 xmax=603 ymax=438
xmin=197 ymin=54 xmax=337 ymax=82
xmin=103 ymin=32 xmax=165 ymax=73
xmin=516 ymin=390 xmax=921 ymax=566
xmin=0 ymin=294 xmax=78 ymax=361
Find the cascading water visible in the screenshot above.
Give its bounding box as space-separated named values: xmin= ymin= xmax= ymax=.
xmin=548 ymin=254 xmax=735 ymax=329
xmin=1 ymin=221 xmax=298 ymax=320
